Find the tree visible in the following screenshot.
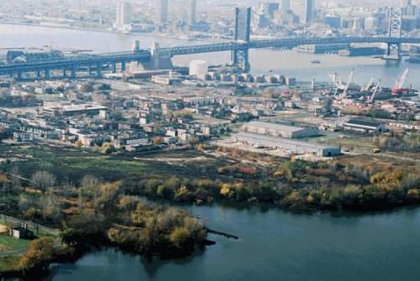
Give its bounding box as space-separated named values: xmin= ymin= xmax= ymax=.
xmin=74 ymin=140 xmax=83 ymax=149
xmin=10 ymin=166 xmax=22 ymax=192
xmin=169 ymin=227 xmax=191 ymax=248
xmin=31 ymin=171 xmax=56 ymax=194
xmin=100 ymin=143 xmax=116 ymax=155
xmin=81 ymin=175 xmax=101 ymax=200
xmin=153 ymin=137 xmax=162 ymax=146
xmin=96 ymin=181 xmax=122 ymax=214
xmin=42 ymin=192 xmax=62 ymax=223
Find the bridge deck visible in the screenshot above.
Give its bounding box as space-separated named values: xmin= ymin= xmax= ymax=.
xmin=2 ymin=36 xmax=420 ymax=75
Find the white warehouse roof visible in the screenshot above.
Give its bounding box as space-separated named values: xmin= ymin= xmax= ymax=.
xmin=243 ymin=121 xmax=308 ymax=133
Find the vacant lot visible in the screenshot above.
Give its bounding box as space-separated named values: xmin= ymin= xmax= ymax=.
xmin=0 ymin=143 xmax=238 ymax=184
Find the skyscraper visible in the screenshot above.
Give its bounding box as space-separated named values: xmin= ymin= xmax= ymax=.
xmin=305 ymin=0 xmax=314 ymax=26
xmin=281 ymin=0 xmax=291 ymax=15
xmin=154 ymin=0 xmax=169 ymax=26
xmin=188 ymin=0 xmax=197 ymax=26
xmin=401 ymin=0 xmax=411 ymax=8
xmin=116 ymin=0 xmax=133 ymax=28
xmin=258 ymin=2 xmax=279 ymax=20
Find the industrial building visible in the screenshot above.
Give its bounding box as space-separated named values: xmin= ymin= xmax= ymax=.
xmin=343 ymin=119 xmax=386 ymax=133
xmin=233 ymin=133 xmax=341 ymax=157
xmin=43 ymin=104 xmax=107 ymax=117
xmin=242 ymin=121 xmax=319 ymax=139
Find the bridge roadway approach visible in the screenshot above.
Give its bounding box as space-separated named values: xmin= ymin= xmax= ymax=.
xmin=2 ymin=36 xmax=420 ymax=80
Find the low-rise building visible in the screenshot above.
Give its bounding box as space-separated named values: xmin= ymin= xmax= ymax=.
xmin=9 ymin=224 xmax=34 ymax=240
xmin=243 ymin=121 xmax=319 ymax=139
xmin=343 ymin=119 xmax=386 ymax=133
xmin=233 ymin=133 xmax=341 ymax=157
xmin=13 ymin=131 xmax=34 ymax=143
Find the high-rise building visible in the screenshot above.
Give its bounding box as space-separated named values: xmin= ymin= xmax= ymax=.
xmin=154 ymin=0 xmax=169 ymax=26
xmin=116 ymin=0 xmax=133 ymax=28
xmin=281 ymin=0 xmax=291 ymax=14
xmin=188 ymin=0 xmax=197 ymax=26
xmin=234 ymin=7 xmax=251 ymax=42
xmin=258 ymin=2 xmax=279 ymax=19
xmin=401 ymin=0 xmax=411 ymax=8
xmin=305 ymin=0 xmax=315 ymax=26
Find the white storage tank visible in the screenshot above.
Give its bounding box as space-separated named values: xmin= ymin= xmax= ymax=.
xmin=189 ymin=60 xmax=208 ymax=76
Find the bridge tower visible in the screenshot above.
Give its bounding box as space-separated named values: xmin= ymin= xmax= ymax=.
xmin=386 ymin=7 xmax=402 ymax=60
xmin=232 ymin=7 xmax=251 ymax=72
xmin=150 ymin=42 xmax=173 ymax=70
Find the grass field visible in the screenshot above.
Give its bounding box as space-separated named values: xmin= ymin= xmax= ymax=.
xmin=0 ymin=235 xmax=30 ymax=252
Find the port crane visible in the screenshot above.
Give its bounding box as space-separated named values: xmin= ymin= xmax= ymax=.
xmin=332 ymin=69 xmax=354 ymax=101
xmin=392 ymin=68 xmax=409 ymax=95
xmin=360 ymin=78 xmax=374 ymax=92
xmin=367 ymin=79 xmax=381 ymax=106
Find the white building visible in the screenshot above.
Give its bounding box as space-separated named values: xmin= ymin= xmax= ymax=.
xmin=242 ymin=121 xmax=319 ymax=139
xmin=343 ymin=119 xmax=386 ymax=133
xmin=234 ymin=133 xmax=340 ymax=157
xmin=116 ymin=0 xmax=133 ymax=29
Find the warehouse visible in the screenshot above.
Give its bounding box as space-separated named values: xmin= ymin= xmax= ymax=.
xmin=43 ymin=104 xmax=107 ymax=117
xmin=343 ymin=119 xmax=386 ymax=133
xmin=233 ymin=133 xmax=341 ymax=157
xmin=242 ymin=121 xmax=319 ymax=139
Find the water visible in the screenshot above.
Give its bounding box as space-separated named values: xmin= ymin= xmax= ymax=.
xmin=49 ymin=206 xmax=420 ymax=281
xmin=3 ymin=24 xmax=420 ymax=280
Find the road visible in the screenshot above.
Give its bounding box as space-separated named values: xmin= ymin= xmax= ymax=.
xmin=0 ymin=214 xmax=60 ymax=257
xmin=0 ymin=213 xmax=60 ymax=237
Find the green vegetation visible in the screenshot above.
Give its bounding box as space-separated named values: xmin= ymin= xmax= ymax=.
xmin=3 ymin=142 xmax=420 ymax=214
xmin=0 ymin=167 xmax=208 ymax=277
xmin=0 ymin=235 xmax=31 ymax=252
xmin=18 ymin=238 xmax=54 ymax=274
xmin=2 ymin=137 xmax=420 ymax=274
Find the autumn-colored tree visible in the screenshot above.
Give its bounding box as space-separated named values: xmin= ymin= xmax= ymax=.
xmin=100 ymin=143 xmax=116 ymax=155
xmin=153 ymin=137 xmax=162 ymax=146
xmin=169 ymin=227 xmax=191 ymax=248
xmin=74 ymin=140 xmax=83 ymax=149
xmin=19 ymin=238 xmax=54 ymax=273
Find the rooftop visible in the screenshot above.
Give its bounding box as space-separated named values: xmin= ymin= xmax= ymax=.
xmin=345 ymin=119 xmax=381 ymax=128
xmin=243 ymin=121 xmax=307 ymax=133
xmin=235 ymin=133 xmax=339 ymax=150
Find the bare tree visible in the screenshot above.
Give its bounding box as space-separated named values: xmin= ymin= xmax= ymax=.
xmin=31 ymin=171 xmax=56 ymax=194
xmin=10 ymin=166 xmax=22 ymax=192
xmin=81 ymin=175 xmax=101 ymax=200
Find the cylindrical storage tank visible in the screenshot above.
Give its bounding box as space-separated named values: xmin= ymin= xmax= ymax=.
xmin=189 ymin=60 xmax=208 ymax=76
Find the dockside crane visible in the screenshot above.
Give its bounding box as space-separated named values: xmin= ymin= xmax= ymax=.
xmin=392 ymin=68 xmax=409 ymax=95
xmin=368 ymin=79 xmax=381 ymax=106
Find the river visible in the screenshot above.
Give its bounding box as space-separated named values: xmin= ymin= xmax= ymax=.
xmin=48 ymin=206 xmax=420 ymax=281
xmin=2 ymin=24 xmax=420 ymax=280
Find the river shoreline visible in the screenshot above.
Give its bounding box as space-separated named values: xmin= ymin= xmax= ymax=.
xmin=0 ymin=21 xmax=209 ymax=50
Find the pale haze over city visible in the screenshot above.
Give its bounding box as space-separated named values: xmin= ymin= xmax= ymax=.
xmin=1 ymin=0 xmax=420 ymax=281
